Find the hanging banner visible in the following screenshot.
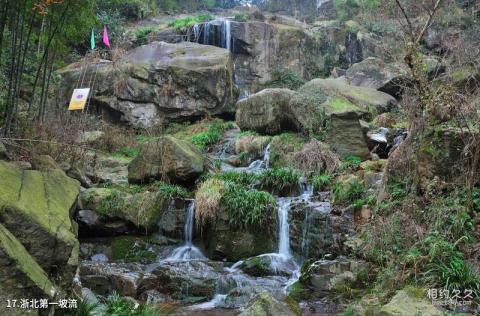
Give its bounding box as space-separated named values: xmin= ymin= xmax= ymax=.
xmin=103 ymin=26 xmax=110 ymax=48
xmin=91 ymin=29 xmax=95 ymax=50
xmin=68 ymin=88 xmax=90 ymax=111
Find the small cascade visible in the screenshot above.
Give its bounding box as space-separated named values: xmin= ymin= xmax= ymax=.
xmin=192 ymin=17 xmax=233 ymax=51
xmin=192 ymin=24 xmax=200 ymax=42
xmin=277 ymin=198 xmax=292 ymax=258
xmin=223 ymin=19 xmax=232 ymax=51
xmin=164 ymin=201 xmax=205 ymax=261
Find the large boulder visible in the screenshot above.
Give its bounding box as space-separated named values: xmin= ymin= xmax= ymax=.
xmin=235 ymin=88 xmax=296 ymax=134
xmin=380 ymin=289 xmax=446 ymax=316
xmin=128 ymin=136 xmax=205 ymax=184
xmin=345 ymin=57 xmax=411 ymax=97
xmin=57 ymin=42 xmax=237 ymax=128
xmin=79 ymin=187 xmax=171 ymax=233
xmin=0 ymin=161 xmax=80 ymax=314
xmin=289 ymin=78 xmax=396 ymax=158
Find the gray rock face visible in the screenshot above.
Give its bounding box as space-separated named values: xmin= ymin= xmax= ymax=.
xmin=345 ymin=57 xmax=411 ymax=97
xmin=128 ymin=136 xmax=205 ymax=184
xmin=289 ymin=199 xmax=353 ymax=260
xmin=57 ymin=42 xmax=237 ymax=128
xmin=235 ymin=88 xmax=296 ymax=134
xmin=239 ymin=292 xmax=297 ymax=316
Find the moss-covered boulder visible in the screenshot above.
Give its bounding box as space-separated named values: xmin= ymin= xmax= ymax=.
xmin=128 ymin=136 xmax=205 ymax=184
xmin=379 ymin=288 xmax=446 ymax=316
xmin=0 ymin=161 xmax=80 ymax=313
xmin=80 ymin=187 xmax=170 ymax=232
xmin=241 ymin=254 xmax=297 ymax=277
xmin=57 ymin=42 xmax=237 ymax=128
xmin=289 ymin=78 xmax=395 ymax=158
xmin=345 ymin=57 xmax=410 ymax=97
xmin=235 ymin=88 xmax=296 ymax=134
xmin=239 ymin=292 xmax=298 ymax=316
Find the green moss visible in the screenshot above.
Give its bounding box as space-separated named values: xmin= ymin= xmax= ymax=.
xmin=326 ymin=97 xmax=362 ymax=114
xmin=264 ymin=68 xmax=305 ymax=90
xmin=287 ymin=281 xmax=310 ymax=301
xmin=0 ymin=224 xmax=57 ymax=298
xmin=110 ymin=236 xmax=156 ymax=263
xmin=0 ymin=162 xmax=79 ymax=254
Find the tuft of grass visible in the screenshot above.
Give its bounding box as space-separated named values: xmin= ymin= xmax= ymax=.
xmin=258 ymin=167 xmax=301 ymax=194
xmin=156 ymin=182 xmax=189 ymax=200
xmin=168 ymin=14 xmax=213 ymax=32
xmin=135 ymin=26 xmax=155 ymax=45
xmin=312 ymin=173 xmax=332 ymax=192
xmin=265 ymin=68 xmax=305 ymax=90
xmin=112 ymin=146 xmax=140 ymax=159
xmin=195 ymin=178 xmax=225 ymax=226
xmin=332 ymin=176 xmax=365 ymax=205
xmin=234 ymin=14 xmax=249 ymax=22
xmin=99 ymin=190 xmax=125 ymax=217
xmin=207 ymin=171 xmax=259 ymax=187
xmin=339 ymin=155 xmax=362 ymax=172
xmin=105 ymin=292 xmax=158 ymax=316
xmin=190 ymin=121 xmax=235 ymax=151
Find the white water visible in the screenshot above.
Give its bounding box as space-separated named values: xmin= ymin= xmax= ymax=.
xmin=223 ymin=19 xmax=232 ymax=51
xmin=164 ymin=201 xmax=205 ymax=261
xmin=277 ymin=198 xmax=292 ymax=258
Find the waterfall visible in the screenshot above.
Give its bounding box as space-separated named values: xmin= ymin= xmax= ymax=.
xmin=165 ymin=201 xmax=205 ymax=261
xmin=277 ymin=198 xmax=292 ymax=258
xmin=223 ymin=19 xmax=232 ymax=51
xmin=192 ymin=24 xmax=200 ymax=42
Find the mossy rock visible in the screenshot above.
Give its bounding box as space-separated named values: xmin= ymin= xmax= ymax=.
xmin=110 ymin=236 xmax=157 ymax=263
xmin=128 ymin=136 xmax=206 ymax=184
xmin=239 ymin=292 xmax=298 ymax=316
xmin=80 ymin=187 xmax=169 ymax=231
xmin=287 ymin=280 xmax=311 ymax=301
xmin=379 ymin=288 xmax=446 ymax=316
xmin=235 ymin=88 xmax=297 ymax=135
xmin=0 ymin=161 xmax=80 ymax=310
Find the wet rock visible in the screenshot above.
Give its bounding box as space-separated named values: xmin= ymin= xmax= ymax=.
xmin=128 ymin=136 xmax=205 ymax=184
xmin=289 ymin=199 xmax=353 ymax=260
xmin=80 ymin=261 xmax=146 ymax=297
xmin=67 ymin=166 xmax=93 ymax=188
xmin=57 ymin=42 xmax=237 ymax=128
xmin=239 ymin=292 xmax=298 ymax=316
xmin=241 ymin=254 xmax=296 ymax=277
xmin=235 ymin=88 xmax=297 ymax=134
xmin=139 ymin=261 xmax=218 ymax=301
xmin=345 ymin=57 xmax=410 ymax=97
xmin=367 ymin=127 xmax=390 ymax=158
xmin=300 ymin=258 xmax=368 ymax=297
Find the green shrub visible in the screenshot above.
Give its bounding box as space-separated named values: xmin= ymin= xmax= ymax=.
xmin=105 ymin=292 xmax=158 ymax=316
xmin=339 ymin=155 xmax=362 ymax=172
xmin=168 ymin=14 xmax=213 ymax=32
xmin=208 ymin=171 xmax=259 ymax=187
xmin=332 ymin=176 xmax=365 ymax=205
xmin=190 ymin=121 xmax=235 ymax=151
xmin=223 ymin=182 xmax=277 ymax=229
xmin=135 ymin=26 xmax=155 ymax=45
xmin=333 ymin=0 xmax=360 ymax=21
xmin=99 ymin=190 xmax=124 ymax=217
xmin=312 ymin=173 xmax=332 ymax=192
xmin=266 ymin=68 xmax=305 ymax=90
xmin=112 ymin=146 xmax=140 ymax=159
xmin=234 ymin=14 xmax=249 ymax=22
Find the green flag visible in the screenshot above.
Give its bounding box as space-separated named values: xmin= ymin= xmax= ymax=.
xmin=90 ymin=29 xmax=95 ymax=50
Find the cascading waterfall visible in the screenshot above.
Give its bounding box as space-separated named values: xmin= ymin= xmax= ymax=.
xmin=277 ymin=198 xmax=292 ymax=258
xmin=165 ymin=201 xmax=205 ymax=261
xmin=223 ymin=19 xmax=232 ymax=51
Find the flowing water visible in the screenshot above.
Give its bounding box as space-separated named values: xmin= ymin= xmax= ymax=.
xmin=164 ymin=201 xmax=206 ymax=261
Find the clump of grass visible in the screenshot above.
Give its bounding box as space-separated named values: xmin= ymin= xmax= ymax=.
xmin=332 ymin=176 xmax=365 ymax=205
xmin=234 ymin=14 xmax=249 ymax=22
xmin=99 ymin=190 xmax=125 ymax=217
xmin=339 ymin=155 xmax=362 ymax=172
xmin=266 ymin=68 xmax=305 ymax=90
xmin=258 ymin=167 xmax=301 ymax=194
xmin=156 ymin=182 xmax=189 ymax=200
xmin=190 ymin=121 xmax=235 ymax=151
xmin=195 ymin=178 xmax=277 ymax=230
xmin=135 ymin=26 xmax=155 ymax=45
xmin=195 ymin=178 xmax=225 ymax=226
xmin=105 ymin=292 xmax=158 ymax=316
xmin=168 ymin=14 xmax=213 ymax=32
xmin=312 ymin=173 xmax=332 ymax=192
xmin=207 ymin=171 xmax=259 ymax=187
xmin=223 ymin=182 xmax=277 ymax=229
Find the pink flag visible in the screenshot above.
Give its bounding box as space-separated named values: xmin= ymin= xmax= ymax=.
xmin=103 ymin=26 xmax=110 ymax=48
